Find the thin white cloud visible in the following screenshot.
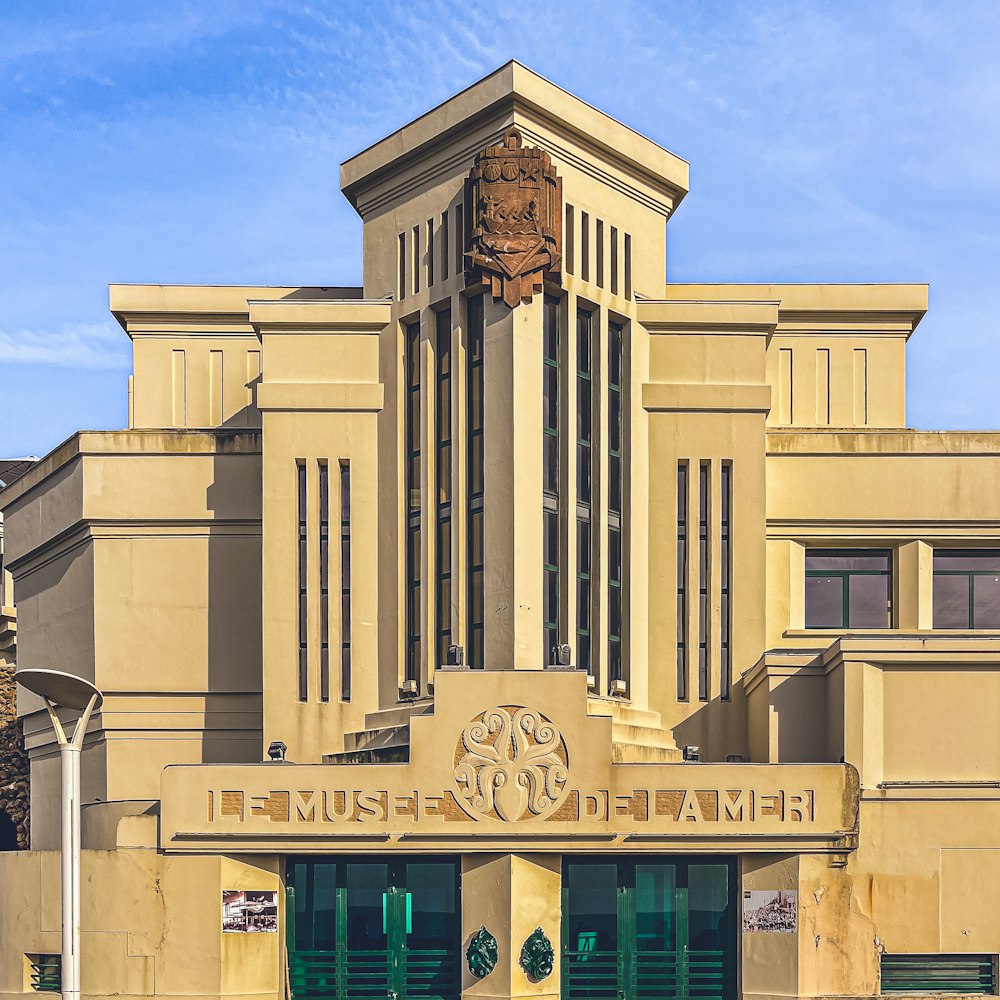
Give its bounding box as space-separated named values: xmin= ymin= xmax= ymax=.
xmin=0 ymin=323 xmax=130 ymax=369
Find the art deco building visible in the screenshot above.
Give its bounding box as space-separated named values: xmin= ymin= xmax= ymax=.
xmin=2 ymin=62 xmax=1000 ymax=1000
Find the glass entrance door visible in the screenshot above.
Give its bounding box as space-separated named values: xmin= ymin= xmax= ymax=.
xmin=562 ymin=858 xmax=735 ymax=1000
xmin=286 ymin=857 xmax=459 ymax=1000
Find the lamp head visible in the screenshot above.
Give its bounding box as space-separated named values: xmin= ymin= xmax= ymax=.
xmin=14 ymin=669 xmax=103 ymax=712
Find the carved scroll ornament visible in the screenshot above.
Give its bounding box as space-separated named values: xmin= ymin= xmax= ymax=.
xmin=466 ymin=925 xmax=499 ymax=979
xmin=520 ymin=927 xmax=555 ymax=981
xmin=465 ymin=127 xmax=562 ymax=308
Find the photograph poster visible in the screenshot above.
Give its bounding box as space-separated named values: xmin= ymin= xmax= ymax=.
xmin=222 ymin=890 xmax=278 ymax=933
xmin=742 ymin=890 xmax=797 ymax=933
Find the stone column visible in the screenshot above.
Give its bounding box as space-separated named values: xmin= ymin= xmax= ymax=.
xmin=461 ymin=853 xmax=561 ymax=1000
xmin=483 ymin=295 xmax=545 ymax=670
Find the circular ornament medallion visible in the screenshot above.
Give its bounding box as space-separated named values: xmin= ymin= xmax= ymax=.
xmin=453 ymin=705 xmax=570 ymax=822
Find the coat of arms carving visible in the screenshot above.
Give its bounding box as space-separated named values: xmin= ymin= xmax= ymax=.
xmin=465 ymin=127 xmax=562 ymax=308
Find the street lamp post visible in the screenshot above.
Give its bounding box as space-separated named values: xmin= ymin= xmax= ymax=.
xmin=15 ymin=668 xmax=103 ymax=1000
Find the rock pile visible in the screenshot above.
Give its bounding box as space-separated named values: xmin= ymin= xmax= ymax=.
xmin=0 ymin=651 xmax=30 ymax=849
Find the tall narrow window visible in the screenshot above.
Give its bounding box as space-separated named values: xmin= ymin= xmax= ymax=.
xmin=576 ymin=307 xmax=594 ymax=675
xmin=435 ymin=309 xmax=453 ymax=667
xmin=720 ymin=461 xmax=732 ymax=700
xmin=543 ymin=295 xmax=561 ymax=660
xmin=319 ymin=462 xmax=330 ymax=702
xmin=340 ymin=461 xmax=351 ymax=701
xmin=297 ymin=462 xmax=308 ymax=702
xmin=405 ymin=321 xmax=421 ymax=686
xmin=610 ymin=226 xmax=619 ymax=296
xmin=398 ymin=232 xmax=406 ymax=301
xmin=698 ymin=461 xmax=710 ymax=701
xmin=426 ymin=219 xmax=434 ymax=287
xmin=565 ymin=204 xmax=575 ymax=276
xmin=608 ymin=321 xmax=624 ymax=686
xmin=467 ymin=296 xmax=485 ymax=667
xmin=441 ymin=210 xmax=449 ymax=282
xmin=412 ymin=225 xmax=421 ymax=295
xmin=455 ymin=204 xmax=464 ymax=276
xmin=581 ymin=212 xmax=590 ymax=282
xmin=596 ymin=219 xmax=605 ymax=288
xmin=676 ymin=462 xmax=688 ymax=700
xmin=624 ymin=233 xmax=632 ymax=301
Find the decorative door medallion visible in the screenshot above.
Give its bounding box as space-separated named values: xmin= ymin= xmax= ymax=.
xmin=465 ymin=127 xmax=563 ymax=307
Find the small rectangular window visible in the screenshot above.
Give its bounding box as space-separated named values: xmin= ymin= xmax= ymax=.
xmin=26 ymin=954 xmax=61 ymax=993
xmin=340 ymin=461 xmax=351 ymax=701
xmin=805 ymin=549 xmax=891 ymax=629
xmin=297 ymin=462 xmax=308 ymax=701
xmin=319 ymin=462 xmax=330 ymax=702
xmin=880 ymin=954 xmax=997 ymax=995
xmin=934 ymin=549 xmax=1000 ymax=629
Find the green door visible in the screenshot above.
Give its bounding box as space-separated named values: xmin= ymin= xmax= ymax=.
xmin=562 ymin=858 xmax=735 ymax=1000
xmin=286 ymin=857 xmax=459 ymax=1000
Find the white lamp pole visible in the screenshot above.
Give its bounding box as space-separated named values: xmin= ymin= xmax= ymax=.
xmin=15 ymin=669 xmax=103 ymax=1000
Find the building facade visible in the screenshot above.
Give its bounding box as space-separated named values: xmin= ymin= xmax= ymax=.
xmin=2 ymin=61 xmax=1000 ymax=1000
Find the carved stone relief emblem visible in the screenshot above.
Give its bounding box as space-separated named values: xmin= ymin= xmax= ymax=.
xmin=453 ymin=705 xmax=570 ymax=821
xmin=465 ymin=127 xmax=563 ymax=308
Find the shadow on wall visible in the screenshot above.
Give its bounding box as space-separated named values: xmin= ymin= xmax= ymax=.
xmin=0 ymin=662 xmax=29 ymax=848
xmin=205 ymin=431 xmax=264 ymax=764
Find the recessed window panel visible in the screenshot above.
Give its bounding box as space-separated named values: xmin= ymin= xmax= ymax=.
xmin=805 ymin=549 xmax=891 ymax=629
xmin=934 ymin=549 xmax=1000 ymax=629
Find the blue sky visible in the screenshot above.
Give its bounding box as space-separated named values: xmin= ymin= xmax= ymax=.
xmin=2 ymin=0 xmax=1000 ymax=458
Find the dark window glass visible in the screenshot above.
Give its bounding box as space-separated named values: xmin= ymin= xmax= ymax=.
xmin=319 ymin=462 xmax=330 ymax=702
xmin=720 ymin=461 xmax=732 ymax=700
xmin=934 ymin=550 xmax=1000 ymax=628
xmin=297 ymin=462 xmax=308 ymax=701
xmin=340 ymin=461 xmax=351 ymax=701
xmin=543 ymin=295 xmax=561 ymax=661
xmin=676 ymin=462 xmax=688 ymax=700
xmin=435 ymin=310 xmax=453 ymax=667
xmin=608 ymin=321 xmax=625 ymax=687
xmin=577 ymin=308 xmax=593 ymax=505
xmin=698 ymin=462 xmax=709 ymax=701
xmin=577 ymin=517 xmax=592 ymax=674
xmin=805 ymin=549 xmax=891 ymax=629
xmin=467 ymin=296 xmax=485 ymax=667
xmin=405 ymin=321 xmax=422 ymax=686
